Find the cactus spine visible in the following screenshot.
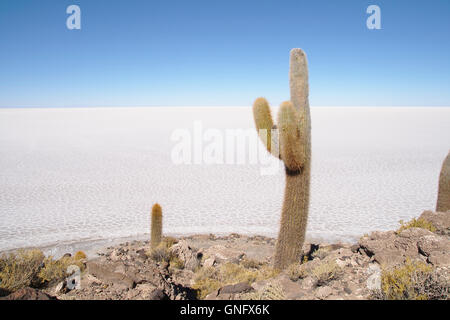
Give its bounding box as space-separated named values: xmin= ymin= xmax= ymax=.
xmin=436 ymin=151 xmax=450 ymax=212
xmin=253 ymin=48 xmax=311 ymax=270
xmin=151 ymin=203 xmax=163 ymax=249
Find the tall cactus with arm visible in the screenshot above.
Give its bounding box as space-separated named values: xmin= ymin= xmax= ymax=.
xmin=253 ymin=49 xmax=311 ymax=270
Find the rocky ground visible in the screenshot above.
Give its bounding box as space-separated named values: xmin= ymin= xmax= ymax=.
xmin=1 ymin=210 xmax=449 ymax=300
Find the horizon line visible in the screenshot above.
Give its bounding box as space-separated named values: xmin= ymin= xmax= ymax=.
xmin=1 ymin=105 xmax=450 ymax=109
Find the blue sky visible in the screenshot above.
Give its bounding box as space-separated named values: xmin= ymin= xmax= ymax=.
xmin=0 ymin=0 xmax=449 ymax=107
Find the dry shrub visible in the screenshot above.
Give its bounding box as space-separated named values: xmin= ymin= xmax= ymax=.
xmin=311 ymin=247 xmax=330 ymax=260
xmin=287 ymin=263 xmax=307 ymax=282
xmin=74 ymin=251 xmax=87 ymax=261
xmin=371 ymin=259 xmax=449 ymax=300
xmin=193 ymin=262 xmax=279 ymax=299
xmin=169 ymin=256 xmax=185 ymax=270
xmin=38 ymin=256 xmax=85 ymax=284
xmin=149 ymin=244 xmax=172 ymax=263
xmin=148 ymin=236 xmax=179 ymax=263
xmin=240 ymin=258 xmax=262 ymax=269
xmin=162 ymin=236 xmax=178 ymax=248
xmin=396 ymin=218 xmax=436 ymax=234
xmin=242 ymin=281 xmax=286 ymax=300
xmin=0 ymin=249 xmax=44 ymax=291
xmin=0 ymin=249 xmax=87 ymax=291
xmin=311 ymin=260 xmax=342 ymax=286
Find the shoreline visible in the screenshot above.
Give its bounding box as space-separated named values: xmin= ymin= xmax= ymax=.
xmin=0 ymin=231 xmax=355 ymax=261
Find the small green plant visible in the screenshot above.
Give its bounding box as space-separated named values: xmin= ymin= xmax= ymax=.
xmin=311 ymin=261 xmax=342 ymax=286
xmin=396 ymin=218 xmax=436 ymax=234
xmin=372 ymin=259 xmax=449 ymax=300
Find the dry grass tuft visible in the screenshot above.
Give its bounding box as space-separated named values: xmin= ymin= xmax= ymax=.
xmin=0 ymin=249 xmax=86 ymax=290
xmin=162 ymin=236 xmax=178 ymax=248
xmin=371 ymin=259 xmax=448 ymax=300
xmin=169 ymin=256 xmax=185 ymax=270
xmin=149 ymin=245 xmax=172 ymax=263
xmin=193 ymin=262 xmax=279 ymax=299
xmin=396 ymin=218 xmax=436 ymax=234
xmin=286 ymin=263 xmax=307 ymax=282
xmin=74 ymin=251 xmax=87 ymax=261
xmin=311 ymin=247 xmax=330 ymax=260
xmin=240 ymin=258 xmax=263 ymax=269
xmin=242 ymin=281 xmax=286 ymax=300
xmin=0 ymin=249 xmax=44 ymax=291
xmin=38 ymin=255 xmax=85 ymax=284
xmin=311 ymin=260 xmax=342 ymax=286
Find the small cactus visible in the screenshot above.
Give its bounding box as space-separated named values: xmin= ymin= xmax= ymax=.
xmin=151 ymin=203 xmax=163 ymax=249
xmin=253 ymin=48 xmax=311 ymax=270
xmin=436 ymin=151 xmax=450 ymax=212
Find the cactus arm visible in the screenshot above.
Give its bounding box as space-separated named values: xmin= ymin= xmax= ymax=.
xmin=277 ymin=101 xmax=306 ymax=172
xmin=253 ymin=97 xmax=279 ymax=157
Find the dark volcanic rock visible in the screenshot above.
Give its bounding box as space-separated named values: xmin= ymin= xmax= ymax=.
xmin=148 ymin=288 xmax=169 ymax=300
xmin=0 ymin=288 xmax=11 ymax=297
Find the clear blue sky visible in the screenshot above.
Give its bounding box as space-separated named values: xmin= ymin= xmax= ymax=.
xmin=0 ymin=0 xmax=449 ymax=107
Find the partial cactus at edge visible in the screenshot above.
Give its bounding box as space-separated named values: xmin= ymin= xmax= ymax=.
xmin=252 ymin=48 xmax=311 ymax=270
xmin=436 ymin=151 xmax=450 ymax=212
xmin=151 ymin=203 xmax=163 ymax=249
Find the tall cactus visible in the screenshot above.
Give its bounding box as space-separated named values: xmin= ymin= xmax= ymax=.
xmin=151 ymin=203 xmax=163 ymax=249
xmin=253 ymin=48 xmax=311 ymax=270
xmin=436 ymin=151 xmax=450 ymax=212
